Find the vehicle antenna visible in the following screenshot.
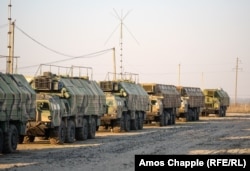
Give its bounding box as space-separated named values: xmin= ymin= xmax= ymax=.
xmin=105 ymin=9 xmax=139 ymax=79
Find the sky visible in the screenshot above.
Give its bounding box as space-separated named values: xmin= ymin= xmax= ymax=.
xmin=0 ymin=0 xmax=250 ymax=101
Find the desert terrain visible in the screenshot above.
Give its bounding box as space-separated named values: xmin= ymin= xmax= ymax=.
xmin=0 ymin=113 xmax=250 ymax=171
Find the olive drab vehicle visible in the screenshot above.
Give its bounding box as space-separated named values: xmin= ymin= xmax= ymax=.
xmin=0 ymin=73 xmax=36 ymax=153
xmin=176 ymin=86 xmax=204 ymax=121
xmin=201 ymin=88 xmax=230 ymax=117
xmin=140 ymin=83 xmax=181 ymax=126
xmin=24 ymin=65 xmax=106 ymax=144
xmin=99 ymin=72 xmax=149 ymax=132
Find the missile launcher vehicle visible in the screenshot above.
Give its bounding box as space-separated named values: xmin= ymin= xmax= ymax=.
xmin=140 ymin=83 xmax=181 ymax=126
xmin=24 ymin=65 xmax=106 ymax=144
xmin=99 ymin=72 xmax=149 ymax=132
xmin=0 ymin=73 xmax=36 ymax=153
xmin=176 ymin=86 xmax=204 ymax=121
xmin=201 ymin=88 xmax=230 ymax=117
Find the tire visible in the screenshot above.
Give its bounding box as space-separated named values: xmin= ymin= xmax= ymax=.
xmin=185 ymin=112 xmax=189 ymax=122
xmin=159 ymin=113 xmax=165 ymax=127
xmin=172 ymin=110 xmax=176 ymax=125
xmin=218 ymin=109 xmax=222 ymax=117
xmin=119 ymin=112 xmax=125 ymax=131
xmin=138 ymin=112 xmax=144 ymax=130
xmin=124 ymin=113 xmax=131 ymax=132
xmin=75 ymin=118 xmax=88 ymax=141
xmin=0 ymin=128 xmax=3 ymax=153
xmin=165 ymin=111 xmax=170 ymax=126
xmin=196 ymin=111 xmax=200 ymax=121
xmin=131 ymin=113 xmax=139 ymax=130
xmin=3 ymin=124 xmax=18 ymax=153
xmin=88 ymin=118 xmax=96 ymax=139
xmin=170 ymin=113 xmax=175 ymax=125
xmin=223 ymin=109 xmax=227 ymax=117
xmin=65 ymin=120 xmax=75 ymax=143
xmin=190 ymin=109 xmax=195 ymax=121
xmin=168 ymin=111 xmax=175 ymax=125
xmin=49 ymin=120 xmax=66 ymax=145
xmin=222 ymin=108 xmax=226 ymax=117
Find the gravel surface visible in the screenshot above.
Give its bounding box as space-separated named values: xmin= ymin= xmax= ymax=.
xmin=0 ymin=113 xmax=250 ymax=171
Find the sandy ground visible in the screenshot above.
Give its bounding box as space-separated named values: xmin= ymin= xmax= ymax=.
xmin=0 ymin=113 xmax=250 ymax=171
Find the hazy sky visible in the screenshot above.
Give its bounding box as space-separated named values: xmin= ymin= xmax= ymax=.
xmin=0 ymin=0 xmax=250 ymax=100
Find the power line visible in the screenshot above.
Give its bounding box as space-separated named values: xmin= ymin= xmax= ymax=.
xmin=15 ymin=25 xmax=81 ymax=58
xmin=11 ymin=24 xmax=114 ymax=70
xmin=17 ymin=48 xmax=114 ymax=70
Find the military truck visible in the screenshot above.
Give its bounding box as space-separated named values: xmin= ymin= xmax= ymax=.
xmin=24 ymin=65 xmax=106 ymax=144
xmin=140 ymin=83 xmax=181 ymax=126
xmin=176 ymin=86 xmax=204 ymax=121
xmin=99 ymin=72 xmax=149 ymax=132
xmin=0 ymin=73 xmax=36 ymax=153
xmin=201 ymin=88 xmax=230 ymax=117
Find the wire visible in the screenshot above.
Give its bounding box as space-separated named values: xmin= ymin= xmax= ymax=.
xmin=16 ymin=25 xmax=80 ymax=58
xmin=43 ymin=48 xmax=113 ymax=64
xmin=18 ymin=48 xmax=114 ymax=70
xmin=13 ymin=24 xmax=114 ymax=70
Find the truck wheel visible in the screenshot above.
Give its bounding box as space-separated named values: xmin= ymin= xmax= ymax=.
xmin=171 ymin=113 xmax=176 ymax=125
xmin=218 ymin=108 xmax=223 ymax=117
xmin=88 ymin=118 xmax=96 ymax=139
xmin=165 ymin=112 xmax=170 ymax=126
xmin=138 ymin=112 xmax=144 ymax=130
xmin=119 ymin=113 xmax=125 ymax=131
xmin=195 ymin=111 xmax=200 ymax=121
xmin=223 ymin=109 xmax=227 ymax=117
xmin=49 ymin=120 xmax=66 ymax=145
xmin=185 ymin=112 xmax=189 ymax=122
xmin=0 ymin=128 xmax=3 ymax=153
xmin=3 ymin=124 xmax=18 ymax=153
xmin=124 ymin=113 xmax=131 ymax=132
xmin=168 ymin=112 xmax=173 ymax=125
xmin=159 ymin=113 xmax=165 ymax=127
xmin=167 ymin=113 xmax=172 ymax=125
xmin=221 ymin=109 xmax=226 ymax=117
xmin=75 ymin=118 xmax=88 ymax=140
xmin=131 ymin=113 xmax=139 ymax=130
xmin=65 ymin=120 xmax=75 ymax=143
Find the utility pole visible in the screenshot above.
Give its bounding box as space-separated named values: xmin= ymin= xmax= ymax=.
xmin=6 ymin=0 xmax=15 ymax=74
xmin=234 ymin=57 xmax=241 ymax=105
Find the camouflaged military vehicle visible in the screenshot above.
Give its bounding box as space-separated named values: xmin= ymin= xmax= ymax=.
xmin=201 ymin=88 xmax=230 ymax=117
xmin=24 ymin=65 xmax=106 ymax=144
xmin=99 ymin=72 xmax=149 ymax=132
xmin=140 ymin=83 xmax=181 ymax=126
xmin=176 ymin=86 xmax=204 ymax=121
xmin=0 ymin=73 xmax=36 ymax=153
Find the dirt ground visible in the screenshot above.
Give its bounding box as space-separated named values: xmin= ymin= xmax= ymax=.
xmin=0 ymin=113 xmax=250 ymax=171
